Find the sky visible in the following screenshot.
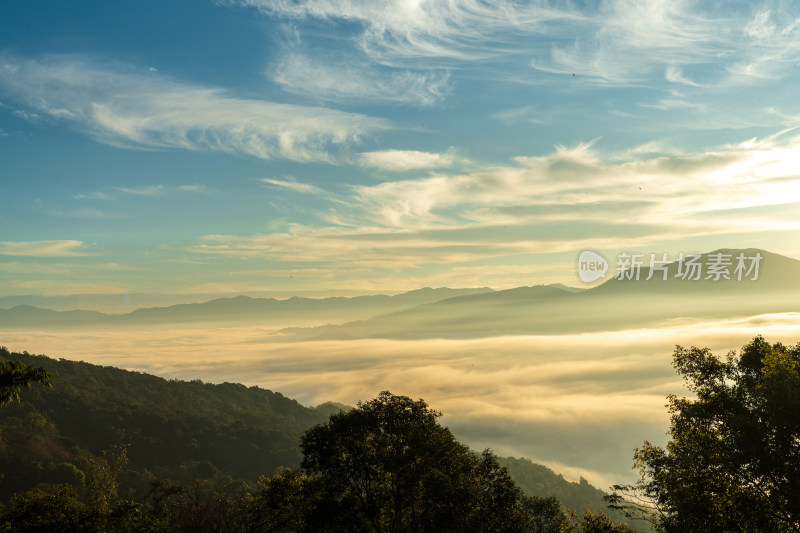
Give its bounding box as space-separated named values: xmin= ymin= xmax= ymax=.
xmin=3 ymin=0 xmax=800 ymax=298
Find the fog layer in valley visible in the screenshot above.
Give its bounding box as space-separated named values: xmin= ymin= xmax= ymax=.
xmin=4 ymin=312 xmax=799 ymax=490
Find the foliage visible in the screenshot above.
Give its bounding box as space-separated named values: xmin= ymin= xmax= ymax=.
xmin=253 ymin=391 xmax=605 ymax=532
xmin=524 ymin=495 xmax=565 ymax=533
xmin=0 ymin=484 xmax=97 ymax=533
xmin=609 ymin=336 xmax=800 ymax=532
xmin=0 ymin=356 xmax=51 ymax=407
xmin=0 ymin=347 xmax=332 ymax=500
xmin=561 ymin=509 xmax=634 ymax=533
xmin=0 ymin=477 xmax=252 ymax=533
xmin=249 ymin=470 xmax=325 ymax=532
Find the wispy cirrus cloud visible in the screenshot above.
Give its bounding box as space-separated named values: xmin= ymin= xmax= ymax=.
xmin=232 ymin=0 xmax=800 ymax=96
xmin=0 ymin=55 xmax=389 ymax=163
xmin=231 ymin=0 xmax=577 ymax=63
xmin=75 ymin=184 xmax=212 ymax=199
xmin=72 ymin=191 xmax=111 ymax=200
xmin=665 ymin=64 xmax=703 ymax=87
xmin=0 ymin=240 xmax=91 ymax=257
xmin=259 ymin=178 xmax=323 ymax=195
xmin=48 ymin=208 xmax=122 ymax=220
xmin=229 ymin=0 xmax=580 ymax=102
xmin=174 ymin=184 xmax=211 ymax=194
xmin=358 ymin=149 xmax=460 ymax=171
xmin=536 ymin=1 xmax=800 ymax=87
xmin=271 ymin=53 xmax=451 ymax=107
xmin=114 ymin=185 xmax=167 ymax=196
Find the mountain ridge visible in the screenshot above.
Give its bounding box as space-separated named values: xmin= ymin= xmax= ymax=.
xmin=2 ymin=248 xmax=798 ymax=337
xmin=281 ymin=248 xmax=800 ymax=340
xmin=0 ymin=287 xmax=495 ymax=328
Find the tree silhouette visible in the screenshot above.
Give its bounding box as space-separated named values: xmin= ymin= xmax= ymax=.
xmin=0 ymin=349 xmax=51 ymax=407
xmin=609 ymin=336 xmax=800 ymax=532
xmin=253 ymin=391 xmax=540 ymax=532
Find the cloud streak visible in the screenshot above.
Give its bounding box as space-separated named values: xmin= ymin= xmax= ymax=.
xmin=0 ymin=240 xmax=91 ymax=257
xmin=259 ymin=178 xmax=324 ymax=195
xmin=0 ymin=55 xmax=389 ymax=163
xmin=114 ymin=185 xmax=167 ymax=196
xmin=358 ymin=149 xmax=460 ymax=171
xmin=270 ymin=53 xmax=451 ymax=106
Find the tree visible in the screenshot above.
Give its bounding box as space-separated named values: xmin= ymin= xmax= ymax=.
xmin=0 ymin=484 xmax=97 ymax=532
xmin=524 ymin=496 xmax=565 ymax=532
xmin=0 ymin=355 xmax=51 ymax=407
xmin=608 ymin=336 xmax=800 ymax=532
xmin=562 ymin=509 xmax=633 ymax=533
xmin=253 ymin=391 xmax=539 ymax=533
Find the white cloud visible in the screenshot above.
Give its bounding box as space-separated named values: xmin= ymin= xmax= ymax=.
xmin=49 ymin=208 xmax=122 ymax=219
xmin=0 ymin=55 xmax=389 ymax=163
xmin=259 ymin=178 xmax=323 ymax=194
xmin=491 ymin=105 xmax=551 ymax=126
xmin=665 ymin=64 xmax=702 ymax=87
xmin=358 ymin=149 xmax=458 ymax=171
xmin=232 ymin=0 xmax=577 ymax=62
xmin=75 ymin=184 xmax=211 ymax=199
xmin=175 ymin=184 xmax=211 ymax=194
xmin=114 ymin=185 xmax=167 ymax=196
xmin=726 ymin=9 xmax=800 ymax=84
xmin=239 ymin=0 xmax=798 ymax=89
xmin=230 ymin=0 xmax=581 ymax=100
xmin=348 ymin=132 xmax=800 ymax=229
xmin=182 ymin=131 xmax=800 ymax=277
xmin=0 ymin=240 xmax=91 ymax=257
xmin=73 ymin=191 xmax=111 ymax=200
xmin=271 ymin=53 xmax=450 ymax=106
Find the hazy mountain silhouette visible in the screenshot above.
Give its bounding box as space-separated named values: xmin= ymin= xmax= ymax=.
xmin=2 ymin=249 xmax=797 ymax=337
xmin=592 ymin=248 xmax=797 ymax=294
xmin=281 ymin=248 xmax=800 ymax=340
xmin=0 ymin=305 xmax=108 ymax=327
xmin=0 ymin=287 xmax=493 ymax=329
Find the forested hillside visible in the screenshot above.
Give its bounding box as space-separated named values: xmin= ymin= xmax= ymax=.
xmin=0 ymin=347 xmax=337 ymax=501
xmin=500 ymin=457 xmax=626 ymax=523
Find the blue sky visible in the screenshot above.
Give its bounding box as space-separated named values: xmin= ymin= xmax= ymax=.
xmin=3 ymin=0 xmax=800 ymax=298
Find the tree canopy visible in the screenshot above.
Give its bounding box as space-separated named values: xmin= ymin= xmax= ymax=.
xmin=253 ymin=391 xmax=632 ymax=533
xmin=253 ymin=391 xmax=539 ymax=532
xmin=609 ymin=336 xmax=800 ymax=532
xmin=0 ymin=358 xmax=51 ymax=407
